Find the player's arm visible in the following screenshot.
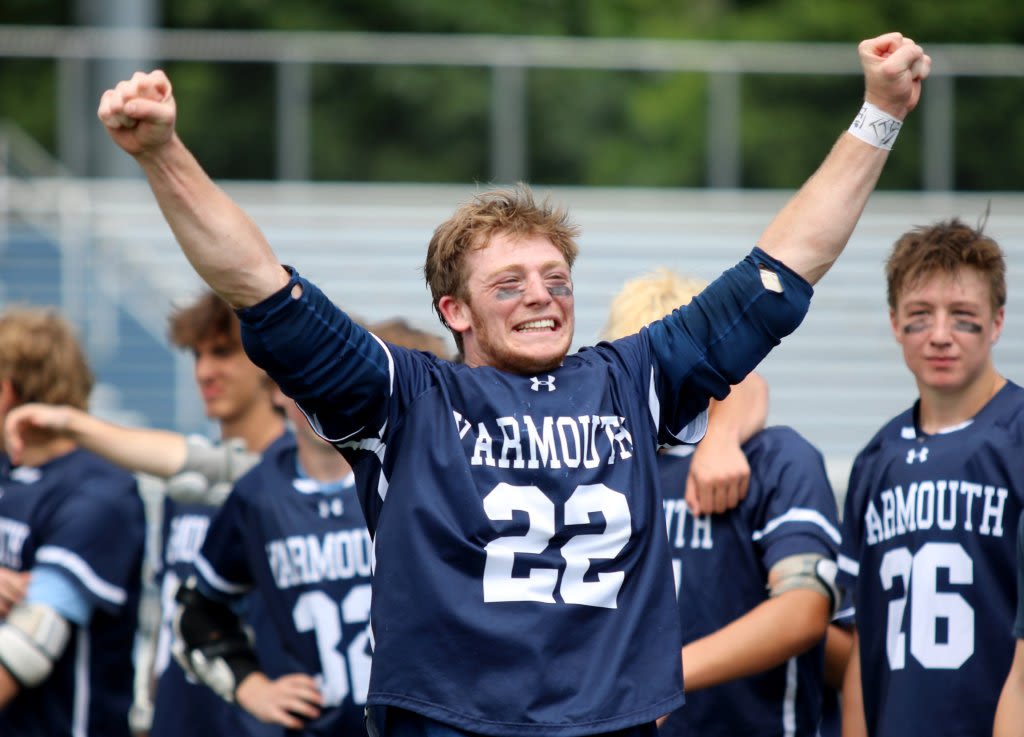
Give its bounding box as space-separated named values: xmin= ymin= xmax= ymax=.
xmin=823 ymin=620 xmax=854 ymax=691
xmin=172 ymin=578 xmax=322 ymax=727
xmin=0 ymin=567 xmax=30 ymax=618
xmin=4 ymin=403 xmax=188 ymax=477
xmin=97 ymin=72 xmax=287 ymax=308
xmin=0 ymin=567 xmax=91 ymax=707
xmin=685 ymin=371 xmax=767 ymax=515
xmin=841 ymin=628 xmax=869 ymax=737
xmin=680 ymin=552 xmax=835 ymax=692
xmin=0 ymin=601 xmax=72 ymax=707
xmin=757 ymin=33 xmax=929 ymax=285
xmin=995 ymin=640 xmax=1024 ymax=737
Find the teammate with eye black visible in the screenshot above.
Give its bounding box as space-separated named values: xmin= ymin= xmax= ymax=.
xmin=838 ymin=218 xmax=1023 ymax=737
xmin=97 ymin=33 xmax=929 ymax=737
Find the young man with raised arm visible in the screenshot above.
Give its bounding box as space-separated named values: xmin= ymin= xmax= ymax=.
xmin=96 ymin=32 xmax=928 ymax=737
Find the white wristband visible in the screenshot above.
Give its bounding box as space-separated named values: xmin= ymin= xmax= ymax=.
xmin=848 ymin=102 xmax=902 ymax=150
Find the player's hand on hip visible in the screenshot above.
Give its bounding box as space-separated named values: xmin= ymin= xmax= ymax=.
xmin=97 ymin=70 xmax=177 ymax=156
xmin=858 ymin=32 xmax=931 ymax=119
xmin=235 ymin=672 xmax=323 ymax=729
xmin=685 ymin=435 xmax=751 ymax=516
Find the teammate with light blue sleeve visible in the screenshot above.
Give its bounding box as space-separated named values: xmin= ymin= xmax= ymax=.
xmin=3 ymin=292 xmax=286 ymax=737
xmin=98 ymin=32 xmax=928 ymax=737
xmin=0 ymin=308 xmax=145 ymax=737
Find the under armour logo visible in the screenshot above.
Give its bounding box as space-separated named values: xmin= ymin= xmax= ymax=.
xmin=530 ymin=375 xmax=556 ymax=392
xmin=906 ymin=447 xmax=929 ymax=464
xmin=10 ymin=467 xmax=42 ymax=484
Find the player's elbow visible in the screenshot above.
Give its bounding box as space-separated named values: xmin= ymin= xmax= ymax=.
xmin=0 ymin=601 xmax=72 ymax=689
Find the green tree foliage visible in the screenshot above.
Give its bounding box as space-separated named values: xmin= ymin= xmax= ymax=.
xmin=1 ymin=0 xmax=1022 ymax=189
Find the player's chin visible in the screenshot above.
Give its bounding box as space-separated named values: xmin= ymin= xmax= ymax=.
xmin=504 ymin=342 xmax=569 ymax=375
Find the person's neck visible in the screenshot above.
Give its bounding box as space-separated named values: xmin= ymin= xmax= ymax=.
xmin=297 ymin=437 xmax=350 ymax=483
xmin=917 ymin=369 xmax=1006 ymax=435
xmin=220 ymin=405 xmax=286 ymax=453
xmin=10 ymin=437 xmax=77 ymax=468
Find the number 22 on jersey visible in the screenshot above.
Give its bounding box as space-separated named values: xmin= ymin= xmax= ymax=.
xmin=482 ymin=482 xmax=631 ymax=609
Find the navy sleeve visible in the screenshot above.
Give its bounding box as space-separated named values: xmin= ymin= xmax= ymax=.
xmin=236 ymin=267 xmax=392 ymax=441
xmin=646 ymin=248 xmax=813 ymax=424
xmin=34 ymin=474 xmax=144 ymax=615
xmin=747 ymin=429 xmax=841 ymax=571
xmin=194 ymin=490 xmax=252 ymax=604
xmin=837 ymin=453 xmax=869 ymax=595
xmin=1014 ymin=510 xmax=1024 ymax=638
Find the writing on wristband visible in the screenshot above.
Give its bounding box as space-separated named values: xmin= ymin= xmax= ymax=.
xmin=848 ymin=102 xmax=902 ymax=150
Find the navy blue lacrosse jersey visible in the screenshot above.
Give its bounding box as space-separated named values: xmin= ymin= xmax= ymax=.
xmin=150 ymin=496 xmax=280 ymax=737
xmin=0 ymin=449 xmax=144 ymax=737
xmin=657 ymin=426 xmax=840 ymax=737
xmin=237 ymin=248 xmax=812 ymax=736
xmin=1015 ymin=510 xmax=1024 ymax=638
xmin=194 ymin=430 xmax=372 ymax=737
xmin=816 ymin=591 xmax=854 ymax=737
xmin=838 ymin=381 xmax=1024 ymax=737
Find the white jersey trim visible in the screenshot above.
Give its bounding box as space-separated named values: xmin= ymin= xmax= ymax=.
xmin=648 ymin=368 xmax=709 ymax=445
xmin=837 ymin=554 xmax=860 ymax=577
xmin=782 ymin=657 xmax=797 ymax=737
xmin=194 ymin=553 xmax=250 ymax=596
xmin=73 ymin=630 xmax=90 ymax=737
xmin=35 ymin=546 xmax=127 ymax=607
xmin=750 ymin=508 xmax=842 ymax=545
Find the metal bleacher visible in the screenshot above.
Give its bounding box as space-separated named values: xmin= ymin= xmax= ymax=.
xmin=6 ymin=169 xmax=1024 ymax=497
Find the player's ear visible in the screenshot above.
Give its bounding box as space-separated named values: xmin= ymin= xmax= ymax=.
xmin=889 ymin=308 xmax=901 ymax=342
xmin=438 ymin=295 xmax=471 ymax=334
xmin=992 ymin=306 xmax=1005 ymax=345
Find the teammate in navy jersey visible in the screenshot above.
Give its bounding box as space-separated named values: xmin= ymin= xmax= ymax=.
xmin=176 ymin=403 xmax=366 ymax=734
xmin=604 ymin=269 xmax=840 ymax=737
xmin=172 ymin=319 xmax=448 ymax=735
xmin=994 ymin=511 xmax=1024 ymax=737
xmin=817 ymin=592 xmax=855 ymax=737
xmin=98 ymin=33 xmax=929 ymax=737
xmin=4 ymin=292 xmax=286 ymax=737
xmin=0 ymin=308 xmax=145 ymax=737
xmin=837 ymin=219 xmax=1023 ymax=737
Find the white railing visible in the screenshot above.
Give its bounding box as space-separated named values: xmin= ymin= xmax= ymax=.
xmin=2 ymin=26 xmax=1023 ymax=186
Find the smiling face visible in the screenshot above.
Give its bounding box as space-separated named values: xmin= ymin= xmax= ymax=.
xmin=439 ymin=232 xmax=575 ymax=374
xmin=890 ymin=267 xmax=1004 ymax=397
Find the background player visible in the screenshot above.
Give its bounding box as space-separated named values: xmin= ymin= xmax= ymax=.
xmin=173 ymin=318 xmax=450 ymax=735
xmin=97 ymin=32 xmax=929 ymax=737
xmin=604 ymin=269 xmax=841 ymax=737
xmin=4 ymin=291 xmax=286 ymax=737
xmin=0 ymin=307 xmax=145 ymax=736
xmin=838 ymin=218 xmax=1023 ymax=737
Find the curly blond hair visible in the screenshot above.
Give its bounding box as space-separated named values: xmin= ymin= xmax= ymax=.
xmin=602 ymin=268 xmax=708 ymax=341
